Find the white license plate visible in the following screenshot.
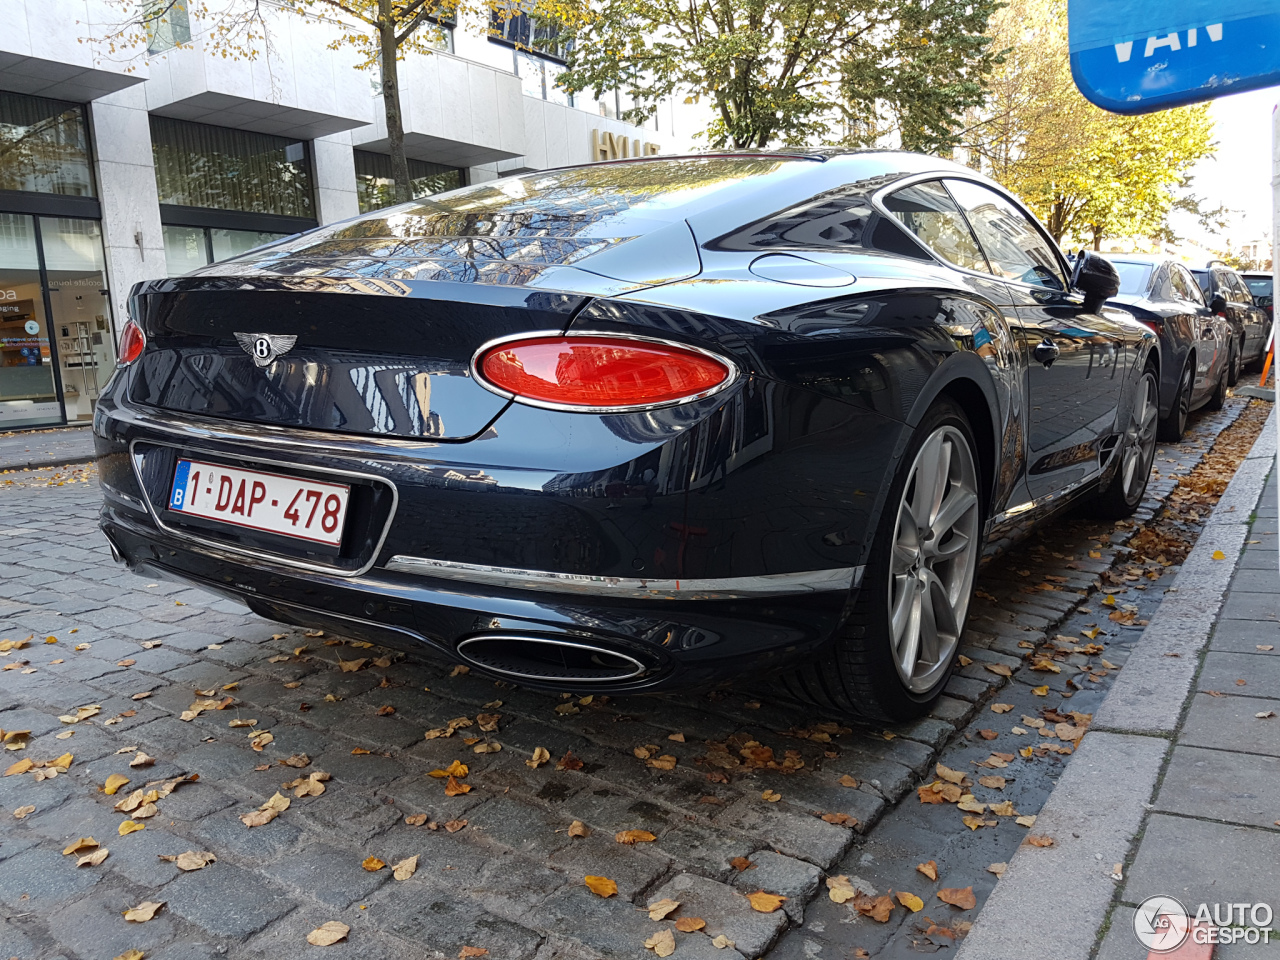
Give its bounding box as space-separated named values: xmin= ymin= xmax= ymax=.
xmin=168 ymin=459 xmax=350 ymax=547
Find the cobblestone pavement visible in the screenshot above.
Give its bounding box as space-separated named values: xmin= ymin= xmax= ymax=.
xmin=0 ymin=400 xmax=1249 ymax=960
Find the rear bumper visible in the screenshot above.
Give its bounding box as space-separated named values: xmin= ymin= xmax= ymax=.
xmin=94 ymin=385 xmax=876 ymax=692
xmin=100 ymin=503 xmax=858 ymax=692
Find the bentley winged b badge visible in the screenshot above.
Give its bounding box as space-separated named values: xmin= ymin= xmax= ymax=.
xmin=235 ymin=333 xmax=297 ymax=368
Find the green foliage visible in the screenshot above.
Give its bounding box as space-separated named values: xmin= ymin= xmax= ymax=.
xmin=559 ymin=0 xmax=1004 ymax=150
xmin=961 ymin=0 xmax=1216 ymax=249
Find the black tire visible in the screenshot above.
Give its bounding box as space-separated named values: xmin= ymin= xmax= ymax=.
xmin=780 ymin=399 xmax=983 ymax=722
xmin=1095 ymin=368 xmax=1159 ymax=520
xmin=1228 ymin=337 xmax=1242 ymax=386
xmin=1205 ymin=357 xmax=1228 ymax=411
xmin=1157 ymin=361 xmax=1192 ymax=442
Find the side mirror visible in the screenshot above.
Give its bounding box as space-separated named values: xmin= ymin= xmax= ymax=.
xmin=1209 ymin=295 xmax=1228 ymax=316
xmin=1069 ymin=250 xmax=1120 ymax=313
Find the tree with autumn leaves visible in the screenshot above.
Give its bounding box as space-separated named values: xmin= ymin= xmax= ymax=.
xmin=557 ymin=0 xmax=1005 ymax=151
xmin=958 ymin=0 xmax=1217 ymax=250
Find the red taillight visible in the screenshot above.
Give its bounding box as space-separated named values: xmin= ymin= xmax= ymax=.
xmin=1140 ymin=320 xmax=1161 ymax=335
xmin=475 ymin=335 xmax=734 ymax=411
xmin=118 ymin=320 xmax=146 ymax=366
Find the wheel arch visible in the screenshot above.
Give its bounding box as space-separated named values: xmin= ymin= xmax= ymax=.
xmin=901 ymin=354 xmax=1002 ymax=512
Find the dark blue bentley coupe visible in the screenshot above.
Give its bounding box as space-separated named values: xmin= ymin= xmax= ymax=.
xmin=94 ymin=151 xmax=1156 ymax=720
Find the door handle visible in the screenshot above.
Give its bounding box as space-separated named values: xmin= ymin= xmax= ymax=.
xmin=1033 ymin=338 xmax=1059 ymax=367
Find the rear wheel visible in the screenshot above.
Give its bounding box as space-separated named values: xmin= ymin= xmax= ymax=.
xmin=1228 ymin=337 xmax=1242 ymax=386
xmin=1095 ymin=369 xmax=1159 ymax=519
xmin=781 ymin=400 xmax=983 ymax=721
xmin=1157 ymin=361 xmax=1192 ymax=442
xmin=1205 ymin=356 xmax=1229 ymax=411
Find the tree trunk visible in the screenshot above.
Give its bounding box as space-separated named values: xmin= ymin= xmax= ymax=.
xmin=379 ymin=0 xmax=411 ymax=204
xmin=1091 ymin=225 xmax=1103 ymax=251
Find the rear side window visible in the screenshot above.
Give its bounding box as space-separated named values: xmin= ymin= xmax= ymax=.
xmin=709 ymin=174 xmax=930 ymax=259
xmin=944 ymin=179 xmax=1067 ymax=291
xmin=1172 ymin=265 xmax=1204 ymax=306
xmin=882 ymin=180 xmax=990 ymax=274
xmin=1190 ymin=269 xmax=1211 ymax=298
xmin=1228 ymin=272 xmax=1254 ymax=303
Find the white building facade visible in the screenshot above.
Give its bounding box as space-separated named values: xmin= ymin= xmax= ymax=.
xmin=0 ymin=0 xmax=665 ymax=430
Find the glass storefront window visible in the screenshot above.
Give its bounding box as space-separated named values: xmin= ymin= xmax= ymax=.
xmin=163 ymin=224 xmax=208 ymax=276
xmin=163 ymin=224 xmax=289 ymax=277
xmin=41 ymin=217 xmax=115 ymax=421
xmin=0 ymin=214 xmax=60 ymax=429
xmin=354 ymin=151 xmax=464 ymax=214
xmin=151 ymin=117 xmax=313 ymax=218
xmin=0 ymin=92 xmax=95 ymax=197
xmin=210 ymin=228 xmax=288 ymax=262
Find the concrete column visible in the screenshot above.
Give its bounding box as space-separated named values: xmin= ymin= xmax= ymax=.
xmin=468 ymin=163 xmax=500 ymax=184
xmin=88 ymin=85 xmax=167 ymax=338
xmin=313 ymin=132 xmax=361 ymax=225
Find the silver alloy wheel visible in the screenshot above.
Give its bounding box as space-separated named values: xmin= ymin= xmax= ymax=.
xmin=1122 ymin=373 xmax=1159 ymax=501
xmin=887 ymin=425 xmax=981 ymax=693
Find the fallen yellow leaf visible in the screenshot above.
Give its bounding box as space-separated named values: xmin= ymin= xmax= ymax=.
xmin=362 ymin=856 xmax=386 ymax=871
xmin=62 ymin=837 xmax=99 ymax=856
xmin=123 ymin=901 xmax=165 ymax=922
xmin=307 ymin=921 xmax=350 ymax=946
xmin=1212 ymin=550 xmax=1226 ymax=560
xmin=647 ymin=898 xmax=680 ymax=920
xmin=118 ymin=820 xmax=145 ymax=836
xmin=584 ymin=875 xmax=617 ymax=897
xmin=745 ymin=890 xmax=787 ymax=913
xmin=897 ymin=891 xmax=924 ymax=912
xmin=392 ymin=855 xmax=418 ymax=880
xmin=675 ymin=917 xmax=706 ymax=932
xmin=917 ymin=860 xmax=938 ymax=881
xmin=644 ymin=928 xmax=676 ymax=957
xmin=826 ymin=875 xmax=858 ymax=903
xmin=159 ymin=851 xmax=216 ymax=871
xmin=526 ymin=747 xmax=550 ymax=768
xmin=103 ymin=773 xmax=131 ymax=795
xmin=615 ymin=829 xmax=657 ymax=844
xmin=77 ymin=848 xmax=109 ymax=867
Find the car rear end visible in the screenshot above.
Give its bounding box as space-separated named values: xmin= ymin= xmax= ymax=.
xmin=94 ymin=156 xmax=892 ymax=693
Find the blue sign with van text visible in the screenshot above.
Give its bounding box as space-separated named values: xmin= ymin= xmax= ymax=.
xmin=1069 ymin=0 xmax=1280 ymax=113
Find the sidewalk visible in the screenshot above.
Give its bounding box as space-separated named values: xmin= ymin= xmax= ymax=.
xmin=1095 ymin=459 xmax=1280 ymax=959
xmin=0 ymin=424 xmax=96 ymax=472
xmin=958 ymin=413 xmax=1280 ymax=960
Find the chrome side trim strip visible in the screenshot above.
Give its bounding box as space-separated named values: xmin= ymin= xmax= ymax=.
xmin=385 ymin=555 xmax=862 ymax=599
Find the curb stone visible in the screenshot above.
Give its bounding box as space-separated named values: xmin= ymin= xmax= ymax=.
xmin=954 ymin=407 xmax=1277 ymax=960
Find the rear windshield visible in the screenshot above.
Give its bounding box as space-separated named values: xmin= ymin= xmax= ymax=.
xmin=1111 ymin=261 xmax=1153 ymax=296
xmin=1189 ymin=269 xmax=1211 ymax=297
xmin=322 ymin=157 xmax=802 ymax=242
xmin=1245 ymin=276 xmax=1273 ymax=298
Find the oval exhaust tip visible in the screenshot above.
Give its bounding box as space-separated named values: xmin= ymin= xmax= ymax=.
xmin=456 ymin=634 xmax=648 ymax=683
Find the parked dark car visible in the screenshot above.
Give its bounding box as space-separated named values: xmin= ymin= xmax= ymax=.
xmin=1104 ymin=255 xmax=1231 ymax=440
xmin=94 ymin=151 xmax=1157 ymax=721
xmin=1241 ymin=271 xmax=1274 ymax=322
xmin=1190 ymin=263 xmax=1269 ymax=384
